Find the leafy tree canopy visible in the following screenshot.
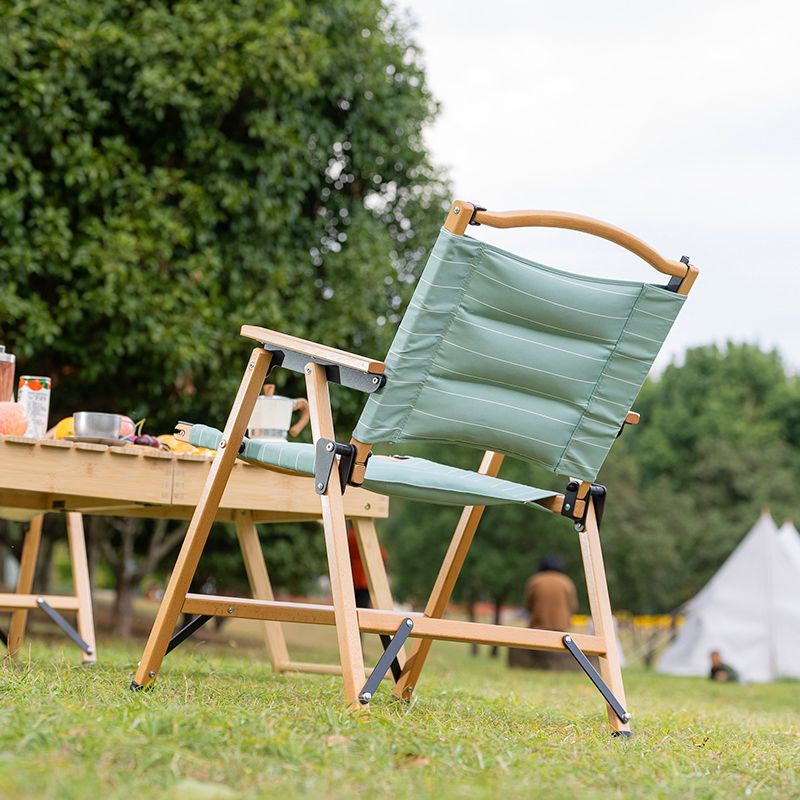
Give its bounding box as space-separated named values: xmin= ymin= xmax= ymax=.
xmin=0 ymin=0 xmax=448 ymax=432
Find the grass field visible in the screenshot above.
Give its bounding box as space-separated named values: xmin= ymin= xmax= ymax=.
xmin=0 ymin=628 xmax=797 ymax=800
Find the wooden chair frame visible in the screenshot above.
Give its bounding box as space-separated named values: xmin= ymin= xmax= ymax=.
xmin=134 ymin=201 xmax=698 ymax=733
xmin=2 ymin=512 xmax=96 ymax=663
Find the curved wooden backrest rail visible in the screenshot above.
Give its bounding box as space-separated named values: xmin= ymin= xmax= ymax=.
xmin=444 ymin=200 xmax=699 ymax=294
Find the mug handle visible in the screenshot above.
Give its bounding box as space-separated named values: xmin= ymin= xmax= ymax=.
xmin=289 ymin=398 xmax=310 ymax=438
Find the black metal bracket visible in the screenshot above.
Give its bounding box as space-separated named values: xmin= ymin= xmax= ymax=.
xmin=265 ymin=347 xmax=385 ymax=394
xmin=562 ymin=634 xmax=631 ymax=726
xmin=665 ymin=255 xmax=691 ymax=293
xmin=314 ymin=438 xmax=359 ymax=495
xmin=468 ymin=203 xmax=487 ymax=226
xmin=165 ymin=614 xmax=213 ymax=656
xmin=36 ymin=597 xmax=94 ymax=655
xmin=358 ymin=618 xmax=414 ymax=704
xmin=561 ymin=482 xmax=607 ymax=531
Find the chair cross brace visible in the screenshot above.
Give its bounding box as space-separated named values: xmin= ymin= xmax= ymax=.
xmin=165 ymin=614 xmax=213 ymax=656
xmin=359 ymin=618 xmax=414 ymax=704
xmin=314 ymin=438 xmax=358 ymax=495
xmin=562 ymin=634 xmax=631 ymax=726
xmin=36 ymin=597 xmax=94 ymax=655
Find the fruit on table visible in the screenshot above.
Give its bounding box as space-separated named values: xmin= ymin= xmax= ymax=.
xmin=0 ymin=402 xmax=29 ymax=435
xmin=53 ymin=416 xmax=75 ymax=439
xmin=157 ymin=434 xmax=214 ymax=455
xmin=132 ymin=434 xmax=161 ymax=448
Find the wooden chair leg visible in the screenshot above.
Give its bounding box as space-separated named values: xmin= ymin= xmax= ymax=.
xmin=393 ymin=451 xmax=504 ymax=700
xmin=351 ymin=517 xmax=406 ymax=672
xmin=234 ymin=510 xmax=290 ymax=672
xmin=6 ymin=514 xmax=44 ymax=658
xmin=305 ymin=363 xmax=366 ymax=708
xmin=133 ymin=347 xmax=272 ymax=688
xmin=66 ymin=512 xmax=96 ymax=664
xmin=578 ymin=498 xmax=631 ymax=735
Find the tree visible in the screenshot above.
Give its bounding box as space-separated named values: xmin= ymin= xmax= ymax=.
xmin=0 ymin=0 xmax=449 ymax=613
xmin=0 ymin=0 xmax=448 ymax=433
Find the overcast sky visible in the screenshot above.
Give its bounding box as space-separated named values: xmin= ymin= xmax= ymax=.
xmin=398 ymin=1 xmax=800 ymax=371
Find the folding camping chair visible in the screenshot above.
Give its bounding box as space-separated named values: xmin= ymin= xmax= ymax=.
xmin=132 ymin=200 xmax=698 ymax=735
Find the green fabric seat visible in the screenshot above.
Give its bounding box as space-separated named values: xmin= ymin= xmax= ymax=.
xmin=188 ymin=424 xmax=556 ymax=509
xmin=353 ymin=228 xmax=686 ymax=482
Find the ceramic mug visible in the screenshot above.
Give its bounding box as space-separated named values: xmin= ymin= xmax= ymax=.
xmin=248 ymin=385 xmax=310 ymax=440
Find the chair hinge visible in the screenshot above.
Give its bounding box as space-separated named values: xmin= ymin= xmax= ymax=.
xmin=467 ymin=203 xmax=487 ymax=226
xmin=314 ymin=438 xmax=363 ymax=495
xmin=561 ymin=481 xmax=607 ymax=531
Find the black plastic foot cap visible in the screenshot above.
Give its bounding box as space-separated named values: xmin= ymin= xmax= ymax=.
xmin=130 ymin=681 xmax=144 ymax=692
xmin=612 ymin=730 xmax=633 ymax=738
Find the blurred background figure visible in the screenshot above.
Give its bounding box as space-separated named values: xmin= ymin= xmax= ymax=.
xmin=709 ymin=650 xmax=739 ymax=683
xmin=510 ymin=554 xmax=579 ymax=670
xmin=347 ymin=522 xmax=387 ymax=610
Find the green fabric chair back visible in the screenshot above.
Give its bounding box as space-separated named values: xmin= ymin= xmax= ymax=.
xmin=353 ymin=228 xmax=686 ymax=481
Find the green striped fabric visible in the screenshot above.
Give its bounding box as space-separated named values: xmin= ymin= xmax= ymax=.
xmin=353 ymin=228 xmax=686 ymax=482
xmin=187 ymin=424 xmax=556 ymax=509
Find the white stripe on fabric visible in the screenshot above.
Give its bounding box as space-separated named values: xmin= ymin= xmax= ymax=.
xmin=603 ymin=373 xmax=640 ymax=387
xmin=558 ymin=455 xmax=596 ymax=474
xmin=451 ymin=314 xmax=607 ymax=362
xmin=398 ymin=324 xmax=441 ymax=338
xmin=444 ymin=341 xmax=596 ymax=384
xmin=411 ymin=408 xmax=564 ymax=449
xmin=408 ymin=301 xmax=451 ymax=315
xmin=572 ymin=437 xmax=610 ymax=450
xmin=429 ymin=249 xmax=641 ymax=298
xmin=592 ymin=394 xmax=630 ymax=409
xmin=474 ymin=271 xmax=630 ymax=320
xmin=431 ymin=363 xmax=586 ymax=409
xmin=492 ymin=252 xmax=642 ymax=297
xmin=422 ymin=384 xmax=575 ymax=427
xmin=426 ymin=252 xmax=474 ymax=268
xmin=364 ymin=428 xmax=558 ymax=471
xmin=632 ymin=306 xmax=675 ymax=322
xmin=615 ymin=352 xmax=653 ymax=366
xmin=418 ymin=276 xmax=465 ymax=291
xmin=464 ymin=295 xmax=616 ymax=344
xmin=626 ymin=330 xmax=662 ymax=344
xmin=387 ymin=352 xmax=430 ymax=361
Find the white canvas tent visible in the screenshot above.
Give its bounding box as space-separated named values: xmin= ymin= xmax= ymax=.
xmin=658 ymin=512 xmax=800 ymax=683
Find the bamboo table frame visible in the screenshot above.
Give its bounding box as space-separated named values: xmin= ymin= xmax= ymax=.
xmin=0 ymin=435 xmax=389 ymax=670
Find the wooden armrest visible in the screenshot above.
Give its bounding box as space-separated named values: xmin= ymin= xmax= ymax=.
xmin=625 ymin=411 xmax=640 ymax=426
xmin=240 ymin=325 xmax=385 ymax=375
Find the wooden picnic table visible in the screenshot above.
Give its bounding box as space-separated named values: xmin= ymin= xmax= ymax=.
xmin=0 ymin=435 xmax=389 ymax=670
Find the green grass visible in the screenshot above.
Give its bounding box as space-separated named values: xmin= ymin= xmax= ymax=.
xmin=0 ymin=638 xmax=797 ymax=800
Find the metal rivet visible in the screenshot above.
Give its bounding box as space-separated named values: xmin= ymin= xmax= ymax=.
xmin=405 ymin=619 xmax=413 ymax=628
xmin=364 ymin=503 xmax=371 ymax=510
xmin=564 ymin=503 xmax=571 ymax=511
xmin=564 ymin=635 xmax=572 ymax=644
xmin=623 ymin=712 xmax=632 ymax=722
xmin=149 ymin=671 xmax=156 ymax=677
xmin=317 ymin=482 xmax=324 ymax=490
xmin=325 ymin=442 xmax=335 ymax=452
xmin=453 ymin=206 xmax=460 ymax=215
xmin=248 ymin=362 xmax=254 ymax=369
xmin=305 ymin=367 xmax=311 ymax=374
xmin=219 ymin=439 xmax=227 ymax=448
xmin=227 ymin=606 xmax=235 ymax=615
xmin=372 ymin=376 xmax=379 ymax=384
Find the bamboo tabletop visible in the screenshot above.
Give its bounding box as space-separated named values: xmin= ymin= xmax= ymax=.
xmin=0 ymin=436 xmax=387 ymax=523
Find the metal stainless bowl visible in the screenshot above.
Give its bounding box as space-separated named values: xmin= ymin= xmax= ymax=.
xmin=73 ymin=412 xmax=124 ymax=439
